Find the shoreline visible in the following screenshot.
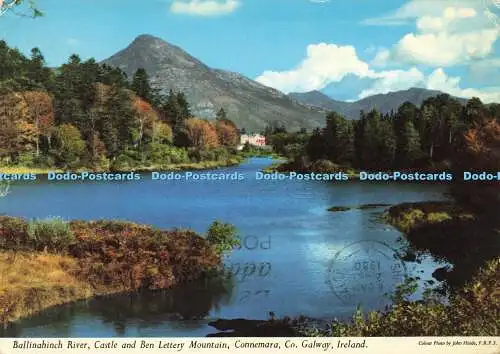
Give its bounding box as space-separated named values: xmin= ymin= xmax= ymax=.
xmin=0 ymin=218 xmax=224 ymax=327
xmin=0 ymin=156 xmax=247 ymax=176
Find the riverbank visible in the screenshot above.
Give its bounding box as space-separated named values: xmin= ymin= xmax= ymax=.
xmin=203 ymin=200 xmax=499 ymax=337
xmin=382 ymin=201 xmax=500 ymax=290
xmin=0 ymin=157 xmax=244 ymax=175
xmin=264 ymin=158 xmax=456 ymax=181
xmin=206 ymin=258 xmax=499 ymax=337
xmin=0 ymin=217 xmax=225 ymax=326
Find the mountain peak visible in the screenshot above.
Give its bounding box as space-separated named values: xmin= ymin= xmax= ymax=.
xmin=133 ymin=34 xmax=163 ymax=42
xmin=102 ymin=34 xmax=206 ymax=76
xmin=130 ymin=34 xmax=169 ymax=47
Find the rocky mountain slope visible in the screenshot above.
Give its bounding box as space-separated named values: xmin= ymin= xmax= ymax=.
xmin=101 ymin=34 xmax=327 ymax=132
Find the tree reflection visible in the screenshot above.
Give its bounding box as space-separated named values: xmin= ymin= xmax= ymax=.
xmin=1 ymin=271 xmax=235 ymax=337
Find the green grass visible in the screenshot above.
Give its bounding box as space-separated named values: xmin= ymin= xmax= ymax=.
xmin=0 ymin=157 xmax=244 ymax=175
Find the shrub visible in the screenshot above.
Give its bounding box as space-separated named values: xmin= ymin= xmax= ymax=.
xmin=301 ymin=258 xmax=499 ymax=336
xmin=149 ymin=144 xmax=190 ymax=165
xmin=16 ymin=152 xmax=35 ymax=167
xmin=27 ymin=217 xmax=75 ymax=252
xmin=308 ymin=159 xmax=342 ymax=173
xmin=68 ymin=220 xmax=220 ymax=290
xmin=206 ymin=221 xmax=240 ymax=255
xmin=0 ymin=216 xmax=29 ymax=251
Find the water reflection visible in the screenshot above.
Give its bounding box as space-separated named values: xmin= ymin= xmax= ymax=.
xmin=1 ymin=274 xmax=234 ymax=337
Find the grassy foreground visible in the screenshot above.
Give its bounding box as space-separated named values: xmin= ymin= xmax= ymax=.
xmin=0 ymin=252 xmax=93 ymax=324
xmin=0 ymin=157 xmax=243 ymax=175
xmin=0 ymin=217 xmax=225 ymax=326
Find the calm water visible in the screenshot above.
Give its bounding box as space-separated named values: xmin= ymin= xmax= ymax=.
xmin=0 ymin=158 xmax=449 ymax=337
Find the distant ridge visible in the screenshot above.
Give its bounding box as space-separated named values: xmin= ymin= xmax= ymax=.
xmin=288 ymin=88 xmax=470 ymax=119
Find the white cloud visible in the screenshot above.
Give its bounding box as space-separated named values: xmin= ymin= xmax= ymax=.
xmin=359 ymin=67 xmax=500 ymax=103
xmin=370 ymin=48 xmax=391 ymax=67
xmin=373 ymin=3 xmax=500 ymax=67
xmin=255 ymin=41 xmax=500 ymax=104
xmin=255 ymin=43 xmax=376 ymax=93
xmin=416 ymin=7 xmax=477 ymax=32
xmin=426 ymin=68 xmax=500 ymax=103
xmin=361 ymin=0 xmax=482 ymax=26
xmin=169 ymin=0 xmax=240 ymax=16
xmin=255 ymin=1 xmax=500 ymax=103
xmin=358 ymin=68 xmax=425 ymax=98
xmin=393 ymin=27 xmax=499 ymax=66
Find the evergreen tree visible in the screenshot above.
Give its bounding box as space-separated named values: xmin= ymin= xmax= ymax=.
xmin=216 ymin=107 xmax=227 ymax=121
xmin=131 ymin=68 xmax=152 ymax=102
xmin=324 ymin=112 xmax=353 ymax=164
xmin=394 ymin=102 xmax=419 ymax=167
xmin=99 ymin=64 xmax=128 ymax=88
xmin=400 ymin=120 xmax=423 ymax=167
xmin=26 ymin=47 xmax=53 ymax=90
xmin=464 ymin=97 xmax=487 ymax=126
xmin=306 ymin=127 xmax=326 ymax=161
xmin=99 ymin=86 xmax=136 ymax=158
xmin=176 ymin=92 xmax=191 ymax=121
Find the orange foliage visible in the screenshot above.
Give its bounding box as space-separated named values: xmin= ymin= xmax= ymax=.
xmin=132 ymin=96 xmax=160 ymax=140
xmin=0 ymin=93 xmax=40 ymax=152
xmin=458 ymin=119 xmax=500 ymax=213
xmin=185 ymin=118 xmax=219 ymax=149
xmin=216 ymin=120 xmax=239 ymax=147
xmin=132 ymin=96 xmax=154 ymax=114
xmin=22 ymin=91 xmax=55 ymax=135
xmin=464 ymin=120 xmax=500 ymax=167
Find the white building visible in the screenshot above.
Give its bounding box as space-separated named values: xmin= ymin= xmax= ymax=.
xmin=240 ymin=134 xmax=266 ymax=147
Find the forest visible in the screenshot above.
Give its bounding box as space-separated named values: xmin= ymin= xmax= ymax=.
xmin=0 ymin=41 xmax=240 ymax=172
xmin=265 ymin=94 xmax=500 ymax=172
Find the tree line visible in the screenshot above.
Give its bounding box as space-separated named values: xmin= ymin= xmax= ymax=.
xmin=0 ymin=41 xmax=240 ymax=170
xmin=263 ymin=96 xmax=500 ymax=216
xmin=265 ymin=94 xmax=499 ymax=171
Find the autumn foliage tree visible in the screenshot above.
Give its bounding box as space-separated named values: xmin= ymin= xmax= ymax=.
xmin=0 ymin=39 xmax=241 ymax=170
xmin=452 ymin=119 xmax=500 ymax=216
xmin=152 ymin=121 xmax=173 ymax=145
xmin=23 ymin=91 xmax=55 ymax=155
xmin=0 ymin=92 xmax=38 ymax=160
xmin=216 ymin=119 xmax=239 ymax=147
xmin=185 ymin=118 xmax=219 ymax=150
xmin=132 ymin=96 xmax=159 ymax=149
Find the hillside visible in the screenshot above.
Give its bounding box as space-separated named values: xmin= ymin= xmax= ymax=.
xmin=101 ymin=34 xmax=327 ymax=132
xmin=289 ymin=88 xmax=469 ymax=119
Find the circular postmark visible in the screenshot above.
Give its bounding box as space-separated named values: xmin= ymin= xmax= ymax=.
xmin=326 ymin=240 xmax=407 ymax=306
xmin=483 ymin=0 xmax=500 ymax=26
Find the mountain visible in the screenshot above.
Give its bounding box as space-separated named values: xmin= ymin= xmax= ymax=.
xmin=289 ymin=88 xmax=469 ymax=119
xmin=101 ymin=34 xmax=327 ymax=132
xmin=288 ymin=90 xmax=350 ymax=113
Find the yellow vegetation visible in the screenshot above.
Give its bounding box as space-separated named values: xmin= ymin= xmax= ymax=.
xmin=0 ymin=252 xmax=93 ymax=324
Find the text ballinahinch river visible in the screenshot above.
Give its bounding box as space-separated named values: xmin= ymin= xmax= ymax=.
xmin=0 ymin=158 xmax=449 ymax=337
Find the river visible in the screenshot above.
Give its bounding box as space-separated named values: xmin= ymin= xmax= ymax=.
xmin=0 ymin=158 xmax=449 ymax=337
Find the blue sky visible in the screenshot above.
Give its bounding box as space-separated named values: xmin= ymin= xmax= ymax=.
xmin=1 ymin=0 xmax=500 ymax=102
